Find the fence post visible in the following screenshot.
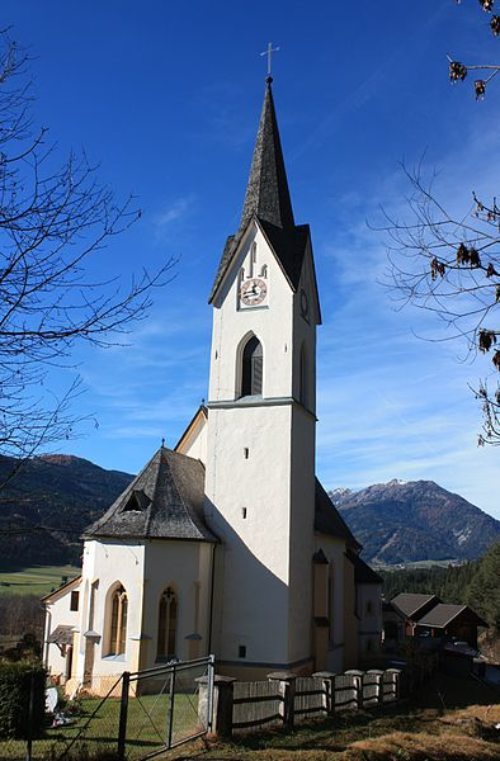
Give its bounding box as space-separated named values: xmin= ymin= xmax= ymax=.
xmin=207 ymin=654 xmax=215 ymax=734
xmin=167 ymin=662 xmax=177 ymax=748
xmin=213 ymin=676 xmax=236 ymax=739
xmin=117 ymin=671 xmax=130 ymax=761
xmin=367 ymin=669 xmax=384 ymax=705
xmin=385 ymin=668 xmax=402 ymax=702
xmin=25 ymin=670 xmax=34 ymax=761
xmin=267 ymin=671 xmax=296 ymax=730
xmin=312 ymin=671 xmax=335 ymax=716
xmin=344 ymin=669 xmax=363 ymax=710
xmin=196 ymin=675 xmax=237 ymax=739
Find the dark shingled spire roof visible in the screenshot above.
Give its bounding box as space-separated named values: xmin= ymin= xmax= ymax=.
xmin=240 ymin=78 xmax=294 ymax=231
xmin=209 ymin=78 xmax=310 ymax=303
xmin=84 ymin=446 xmax=217 ymax=542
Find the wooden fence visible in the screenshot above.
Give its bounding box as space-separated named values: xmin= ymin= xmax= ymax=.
xmin=203 ymin=668 xmax=403 ymax=737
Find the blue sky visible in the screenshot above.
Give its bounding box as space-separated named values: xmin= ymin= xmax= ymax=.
xmin=3 ymin=1 xmax=499 ymax=518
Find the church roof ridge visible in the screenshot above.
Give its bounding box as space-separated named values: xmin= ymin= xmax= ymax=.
xmin=83 ymin=446 xmax=217 ymax=543
xmin=314 ymin=478 xmax=361 ymax=550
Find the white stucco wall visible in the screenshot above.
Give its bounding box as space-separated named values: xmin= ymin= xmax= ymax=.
xmin=205 ymin=403 xmax=293 ymax=664
xmin=314 ymin=535 xmax=347 ymax=673
xmin=288 ymin=404 xmax=315 ymax=663
xmin=68 ymin=536 xmax=214 ymax=692
xmin=357 ymin=583 xmax=383 ymax=656
xmin=141 ymin=539 xmax=213 ymax=664
xmin=76 ymin=539 xmax=146 ymax=683
xmin=44 ymin=580 xmax=81 ymax=680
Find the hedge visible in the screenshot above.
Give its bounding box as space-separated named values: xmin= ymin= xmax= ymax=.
xmin=0 ymin=661 xmax=46 ymax=739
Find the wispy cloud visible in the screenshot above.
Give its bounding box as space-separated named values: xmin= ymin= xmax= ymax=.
xmin=152 ymin=195 xmax=195 ymax=240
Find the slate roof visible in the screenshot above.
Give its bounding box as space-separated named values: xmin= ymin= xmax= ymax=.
xmin=47 ymin=625 xmax=74 ymax=646
xmin=314 ymin=479 xmax=361 ymax=550
xmin=417 ymin=604 xmax=489 ymax=629
xmin=391 ymin=593 xmax=440 ymax=620
xmin=84 ymin=447 xmax=217 ymax=542
xmin=209 ymin=79 xmax=310 ymax=303
xmin=353 ymin=555 xmax=383 ymax=585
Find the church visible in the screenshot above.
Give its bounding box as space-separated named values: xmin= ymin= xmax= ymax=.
xmin=43 ymin=76 xmax=382 ymax=695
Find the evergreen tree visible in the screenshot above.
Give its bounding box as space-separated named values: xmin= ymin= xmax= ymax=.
xmin=466 ymin=541 xmax=500 ymax=627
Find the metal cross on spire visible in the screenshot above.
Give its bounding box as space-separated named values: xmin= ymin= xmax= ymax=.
xmin=260 ymin=42 xmax=280 ymax=78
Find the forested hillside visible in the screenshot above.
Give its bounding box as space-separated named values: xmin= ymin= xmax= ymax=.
xmin=0 ymin=454 xmax=133 ymax=569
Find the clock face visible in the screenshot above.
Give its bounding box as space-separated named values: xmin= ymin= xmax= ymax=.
xmin=240 ymin=277 xmax=268 ymax=306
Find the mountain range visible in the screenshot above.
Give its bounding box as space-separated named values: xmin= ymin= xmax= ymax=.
xmin=0 ymin=454 xmax=498 ymax=570
xmin=330 ymin=479 xmax=500 ymax=566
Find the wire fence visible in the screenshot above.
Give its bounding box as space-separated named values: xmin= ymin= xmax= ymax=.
xmin=0 ymin=656 xmax=215 ymax=760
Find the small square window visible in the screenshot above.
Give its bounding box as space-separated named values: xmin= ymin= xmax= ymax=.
xmin=70 ymin=591 xmax=79 ymax=612
xmin=238 ymin=645 xmax=246 ymax=658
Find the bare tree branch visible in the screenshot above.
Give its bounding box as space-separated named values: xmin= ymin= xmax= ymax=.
xmin=380 ymin=167 xmax=500 ymax=445
xmin=0 ymin=30 xmax=175 ymax=461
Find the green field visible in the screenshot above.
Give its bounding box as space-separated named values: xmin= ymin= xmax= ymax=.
xmin=0 ymin=564 xmax=80 ymax=596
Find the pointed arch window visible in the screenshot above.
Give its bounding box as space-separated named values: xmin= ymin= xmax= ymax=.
xmin=108 ymin=584 xmax=128 ymax=656
xmin=157 ymin=587 xmax=177 ymax=660
xmin=241 ymin=336 xmax=263 ymax=397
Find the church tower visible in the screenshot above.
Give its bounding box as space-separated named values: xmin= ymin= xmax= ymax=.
xmin=42 ymin=72 xmax=381 ymax=697
xmin=205 ymin=76 xmax=321 ymax=676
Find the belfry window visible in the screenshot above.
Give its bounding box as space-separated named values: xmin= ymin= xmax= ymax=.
xmin=108 ymin=584 xmax=128 ymax=656
xmin=241 ymin=336 xmax=263 ymax=396
xmin=157 ymin=587 xmax=177 ymax=660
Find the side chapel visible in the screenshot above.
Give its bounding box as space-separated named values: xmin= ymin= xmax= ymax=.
xmin=43 ymin=76 xmax=382 ymax=694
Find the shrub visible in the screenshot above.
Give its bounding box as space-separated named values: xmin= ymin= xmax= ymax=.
xmin=0 ymin=661 xmax=46 ymax=738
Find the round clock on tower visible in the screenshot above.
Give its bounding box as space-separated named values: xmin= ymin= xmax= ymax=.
xmin=240 ymin=277 xmax=268 ymax=306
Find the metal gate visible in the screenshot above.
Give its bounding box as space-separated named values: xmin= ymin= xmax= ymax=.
xmin=58 ymin=655 xmax=215 ymax=761
xmin=119 ymin=655 xmax=215 ymax=759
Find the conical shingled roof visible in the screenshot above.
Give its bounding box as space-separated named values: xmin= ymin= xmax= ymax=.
xmin=240 ymin=79 xmax=294 ymax=232
xmin=209 ymin=79 xmax=310 ymax=303
xmin=83 ymin=447 xmax=217 ymax=542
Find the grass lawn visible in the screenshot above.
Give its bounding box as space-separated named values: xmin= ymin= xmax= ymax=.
xmin=0 ymin=564 xmax=80 ymax=596
xmin=0 ymin=691 xmax=204 ymax=760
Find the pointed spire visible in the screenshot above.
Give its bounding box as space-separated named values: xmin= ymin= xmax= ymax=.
xmin=239 ymin=78 xmax=295 ymax=232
